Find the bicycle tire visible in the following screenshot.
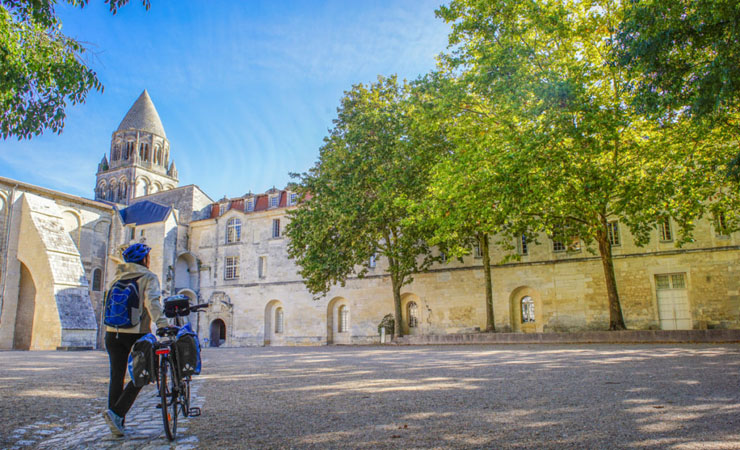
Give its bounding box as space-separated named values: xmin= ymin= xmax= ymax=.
xmin=180 ymin=377 xmax=191 ymax=417
xmin=159 ymin=356 xmax=178 ymax=440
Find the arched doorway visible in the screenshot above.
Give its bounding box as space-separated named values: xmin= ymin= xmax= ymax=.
xmin=14 ymin=263 xmax=36 ymax=350
xmin=327 ymin=297 xmax=350 ymax=345
xmin=509 ymin=286 xmax=542 ymax=333
xmin=401 ymin=293 xmax=422 ymax=336
xmin=209 ymin=319 xmax=226 ymax=347
xmin=264 ymin=300 xmax=284 ymax=346
xmin=174 ymin=253 xmax=197 ymax=291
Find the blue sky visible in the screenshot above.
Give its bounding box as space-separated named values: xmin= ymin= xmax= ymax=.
xmin=0 ymin=1 xmax=451 ymax=200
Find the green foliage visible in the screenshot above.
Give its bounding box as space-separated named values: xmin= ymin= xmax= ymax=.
xmin=377 ymin=314 xmax=394 ymax=336
xmin=0 ymin=0 xmax=150 ymax=139
xmin=434 ymin=0 xmax=740 ymax=330
xmin=617 ymin=0 xmax=740 ymax=119
xmin=286 ymin=76 xmax=445 ymax=335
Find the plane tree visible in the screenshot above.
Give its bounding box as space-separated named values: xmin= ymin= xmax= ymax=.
xmin=286 ymin=75 xmax=446 ymax=338
xmin=436 ymin=0 xmax=740 ymax=330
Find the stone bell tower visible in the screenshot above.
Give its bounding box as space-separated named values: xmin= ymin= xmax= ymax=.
xmin=94 ymin=90 xmax=179 ymax=204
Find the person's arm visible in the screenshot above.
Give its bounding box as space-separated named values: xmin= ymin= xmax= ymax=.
xmin=142 ymin=274 xmax=169 ymax=329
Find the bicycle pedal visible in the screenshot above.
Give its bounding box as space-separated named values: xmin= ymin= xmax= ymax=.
xmin=188 ymin=407 xmax=201 ymax=417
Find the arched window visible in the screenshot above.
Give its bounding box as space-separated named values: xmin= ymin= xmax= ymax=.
xmin=226 ymin=218 xmax=241 ymax=243
xmin=118 ymin=182 xmax=127 ymax=200
xmin=275 ymin=307 xmax=284 ymax=334
xmin=338 ymin=305 xmax=349 ymax=333
xmin=521 ymin=296 xmax=535 ymax=323
xmin=407 ymin=301 xmax=418 ymax=328
xmin=92 ymin=268 xmax=102 ymax=291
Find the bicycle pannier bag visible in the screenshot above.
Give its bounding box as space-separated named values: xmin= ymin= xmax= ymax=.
xmin=174 ymin=323 xmax=201 ymax=376
xmin=127 ymin=333 xmax=157 ymax=387
xmin=104 ymin=275 xmax=144 ymax=328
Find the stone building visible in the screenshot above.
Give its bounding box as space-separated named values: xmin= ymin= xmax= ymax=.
xmin=1 ymin=90 xmax=739 ymax=350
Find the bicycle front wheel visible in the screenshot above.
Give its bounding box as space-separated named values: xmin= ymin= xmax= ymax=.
xmin=159 ymin=356 xmax=179 ymax=440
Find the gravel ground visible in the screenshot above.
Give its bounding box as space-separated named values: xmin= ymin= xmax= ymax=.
xmin=2 ymin=344 xmax=740 ymax=449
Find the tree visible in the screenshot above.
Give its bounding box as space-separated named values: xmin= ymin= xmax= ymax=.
xmin=617 ymin=0 xmax=740 ymax=119
xmin=0 ymin=0 xmax=149 ymax=139
xmin=406 ymin=73 xmax=512 ymax=332
xmin=437 ymin=0 xmax=740 ymax=330
xmin=286 ymin=76 xmax=444 ymax=338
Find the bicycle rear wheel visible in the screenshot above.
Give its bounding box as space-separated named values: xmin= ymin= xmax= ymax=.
xmin=159 ymin=356 xmax=179 ymax=440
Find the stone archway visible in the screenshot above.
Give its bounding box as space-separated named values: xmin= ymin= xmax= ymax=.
xmin=264 ymin=300 xmax=284 ymax=346
xmin=509 ymin=286 xmax=543 ymax=333
xmin=401 ymin=292 xmax=422 ymax=336
xmin=174 ymin=252 xmax=198 ymax=291
xmin=209 ymin=319 xmax=226 ymax=347
xmin=13 ymin=263 xmax=36 ymax=350
xmin=327 ymin=296 xmax=350 ymax=345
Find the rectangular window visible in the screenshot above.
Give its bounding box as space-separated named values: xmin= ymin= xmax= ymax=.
xmin=369 ymin=254 xmax=376 ymax=268
xmin=246 ymin=199 xmax=254 ymax=212
xmin=656 ymin=273 xmax=686 ymax=290
xmin=518 ymin=235 xmax=528 ymax=256
xmin=552 ymin=239 xmax=566 ymax=253
xmin=272 ymin=218 xmax=281 ymax=238
xmin=129 ymin=227 xmax=136 ymax=240
xmin=658 ymin=218 xmax=673 ymax=242
xmin=225 ymin=256 xmax=239 ymax=280
xmin=269 ymin=195 xmax=279 ymax=208
xmin=258 ymin=256 xmax=267 ymax=278
xmin=716 ymin=212 xmax=729 ymax=237
xmin=226 ymin=219 xmax=241 ymax=243
xmin=140 ymin=229 xmax=145 ymax=237
xmin=288 ymin=193 xmax=298 ymax=206
xmin=440 ymin=251 xmax=447 ymax=263
xmin=474 ymin=242 xmax=482 ymax=258
xmin=607 ymin=221 xmax=620 ymax=246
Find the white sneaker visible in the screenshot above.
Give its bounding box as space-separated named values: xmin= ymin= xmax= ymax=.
xmin=103 ymin=409 xmax=125 ymax=437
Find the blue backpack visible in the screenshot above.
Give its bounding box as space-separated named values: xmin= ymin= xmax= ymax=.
xmin=103 ymin=276 xmax=143 ymax=328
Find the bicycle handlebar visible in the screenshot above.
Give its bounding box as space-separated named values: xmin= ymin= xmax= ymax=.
xmin=189 ymin=302 xmax=209 ymax=311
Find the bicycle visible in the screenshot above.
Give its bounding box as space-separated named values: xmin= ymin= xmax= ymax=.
xmin=154 ymin=295 xmax=208 ymax=441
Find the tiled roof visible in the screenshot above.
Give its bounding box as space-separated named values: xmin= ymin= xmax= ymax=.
xmin=119 ymin=200 xmax=172 ymax=225
xmin=117 ymin=90 xmax=167 ymax=138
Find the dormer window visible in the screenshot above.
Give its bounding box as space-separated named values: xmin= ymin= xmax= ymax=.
xmin=269 ymin=195 xmax=279 ymax=208
xmin=288 ymin=192 xmax=298 ymax=206
xmin=245 ymin=199 xmax=254 ymax=212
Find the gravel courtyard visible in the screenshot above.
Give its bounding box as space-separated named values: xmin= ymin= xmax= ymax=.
xmin=3 ymin=344 xmax=740 ymax=449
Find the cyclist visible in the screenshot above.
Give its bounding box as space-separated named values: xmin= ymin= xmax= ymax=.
xmin=103 ymin=243 xmax=169 ymax=436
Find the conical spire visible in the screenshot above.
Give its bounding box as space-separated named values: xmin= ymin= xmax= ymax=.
xmin=168 ymin=160 xmax=178 ymax=178
xmin=98 ymin=154 xmax=109 ymax=172
xmin=117 ymin=90 xmax=167 ymax=138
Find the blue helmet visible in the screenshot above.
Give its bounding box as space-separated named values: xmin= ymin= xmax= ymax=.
xmin=122 ymin=243 xmax=151 ymax=263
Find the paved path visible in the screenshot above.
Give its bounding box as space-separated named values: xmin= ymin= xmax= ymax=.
xmin=2 ymin=344 xmax=740 ymax=449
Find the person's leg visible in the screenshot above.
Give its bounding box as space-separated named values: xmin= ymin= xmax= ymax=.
xmin=112 ymin=380 xmax=144 ymax=417
xmin=105 ymin=332 xmax=128 ymax=410
xmin=109 ymin=333 xmax=145 ymax=418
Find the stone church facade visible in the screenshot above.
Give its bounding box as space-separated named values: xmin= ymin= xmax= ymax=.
xmin=1 ymin=91 xmax=739 ymax=350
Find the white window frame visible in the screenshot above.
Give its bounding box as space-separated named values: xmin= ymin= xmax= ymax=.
xmin=272 ymin=218 xmax=281 ymax=238
xmin=288 ymin=192 xmax=298 ymax=206
xmin=226 ymin=218 xmax=241 ymax=243
xmin=658 ymin=218 xmax=673 ymax=242
xmin=269 ymin=195 xmax=279 ymax=208
xmin=338 ymin=305 xmax=349 ymax=333
xmin=225 ymin=256 xmax=239 ymax=280
xmin=369 ymin=254 xmax=376 ymax=268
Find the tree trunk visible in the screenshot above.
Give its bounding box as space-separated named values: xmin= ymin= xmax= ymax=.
xmin=480 ymin=233 xmax=495 ymax=332
xmin=391 ymin=275 xmax=404 ymax=338
xmin=596 ymin=221 xmax=626 ymax=330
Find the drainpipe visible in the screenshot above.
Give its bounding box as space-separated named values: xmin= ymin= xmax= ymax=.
xmin=0 ymin=184 xmax=19 ymax=324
